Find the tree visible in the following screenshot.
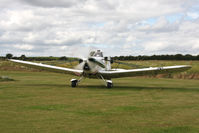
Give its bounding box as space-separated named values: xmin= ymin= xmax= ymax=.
xmin=174 ymin=54 xmax=183 ymax=60
xmin=197 ymin=55 xmax=199 ymax=60
xmin=59 ymin=56 xmax=68 ymax=61
xmin=20 ymin=55 xmax=26 ymax=60
xmin=6 ymin=53 xmax=13 ymax=59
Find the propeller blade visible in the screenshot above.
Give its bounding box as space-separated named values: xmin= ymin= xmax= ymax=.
xmin=88 ymin=58 xmax=105 ymax=68
xmin=75 ymin=62 xmax=85 ymax=70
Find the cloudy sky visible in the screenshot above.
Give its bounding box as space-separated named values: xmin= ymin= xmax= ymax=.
xmin=0 ymin=0 xmax=199 ymax=57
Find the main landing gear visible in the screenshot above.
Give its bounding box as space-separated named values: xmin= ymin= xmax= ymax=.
xmin=71 ymin=75 xmax=113 ymax=88
xmin=99 ymin=75 xmax=113 ymax=88
xmin=106 ymin=80 xmax=113 ymax=88
xmin=71 ymin=76 xmax=84 ymax=87
xmin=71 ymin=79 xmax=78 ymax=87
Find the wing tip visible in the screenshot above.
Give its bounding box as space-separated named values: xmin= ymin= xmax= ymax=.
xmin=182 ymin=65 xmax=192 ymax=69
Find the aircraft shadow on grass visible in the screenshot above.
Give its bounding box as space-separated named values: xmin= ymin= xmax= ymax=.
xmin=24 ymin=83 xmax=199 ymax=92
xmin=78 ymin=85 xmax=199 ymax=92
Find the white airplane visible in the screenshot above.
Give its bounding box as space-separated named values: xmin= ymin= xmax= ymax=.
xmin=9 ymin=50 xmax=191 ymax=88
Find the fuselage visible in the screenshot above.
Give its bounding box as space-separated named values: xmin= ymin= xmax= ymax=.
xmin=79 ymin=50 xmax=111 ymax=78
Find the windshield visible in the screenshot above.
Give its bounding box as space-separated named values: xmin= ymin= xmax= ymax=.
xmin=89 ymin=50 xmax=103 ymax=57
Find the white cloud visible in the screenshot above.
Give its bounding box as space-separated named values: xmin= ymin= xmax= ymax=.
xmin=144 ymin=41 xmax=167 ymax=52
xmin=13 ymin=44 xmax=34 ymax=50
xmin=0 ymin=0 xmax=199 ymax=56
xmin=187 ymin=12 xmax=199 ymax=19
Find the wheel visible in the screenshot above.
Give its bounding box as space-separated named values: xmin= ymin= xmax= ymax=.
xmin=106 ymin=80 xmax=113 ymax=88
xmin=106 ymin=82 xmax=113 ymax=88
xmin=71 ymin=79 xmax=78 ymax=87
xmin=107 ymin=82 xmax=113 ymax=88
xmin=71 ymin=81 xmax=77 ymax=87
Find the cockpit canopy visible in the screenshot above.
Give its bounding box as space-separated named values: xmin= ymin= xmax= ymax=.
xmin=90 ymin=50 xmax=103 ymax=57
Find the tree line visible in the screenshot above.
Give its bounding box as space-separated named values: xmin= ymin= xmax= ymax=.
xmin=113 ymin=54 xmax=199 ymax=60
xmin=0 ymin=54 xmax=74 ymax=61
xmin=0 ymin=53 xmax=199 ymax=61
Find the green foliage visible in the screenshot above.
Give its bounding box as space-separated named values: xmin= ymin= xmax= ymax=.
xmin=2 ymin=53 xmax=199 ymax=61
xmin=5 ymin=53 xmax=13 ymax=59
xmin=20 ymin=54 xmax=26 ymax=60
xmin=59 ymin=56 xmax=68 ymax=60
xmin=113 ymin=54 xmax=199 ymax=60
xmin=0 ymin=56 xmax=5 ymax=60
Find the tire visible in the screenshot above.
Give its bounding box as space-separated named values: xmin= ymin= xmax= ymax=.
xmin=71 ymin=80 xmax=78 ymax=87
xmin=107 ymin=82 xmax=113 ymax=88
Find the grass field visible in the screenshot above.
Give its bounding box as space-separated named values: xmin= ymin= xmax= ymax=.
xmin=0 ymin=69 xmax=199 ymax=133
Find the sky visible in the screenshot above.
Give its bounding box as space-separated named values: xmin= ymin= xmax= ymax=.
xmin=0 ymin=0 xmax=199 ymax=57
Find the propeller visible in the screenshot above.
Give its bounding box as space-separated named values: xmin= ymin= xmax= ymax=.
xmin=74 ymin=49 xmax=99 ymax=70
xmin=75 ymin=59 xmax=87 ymax=70
xmin=57 ymin=49 xmax=105 ymax=70
xmin=88 ymin=57 xmax=105 ymax=68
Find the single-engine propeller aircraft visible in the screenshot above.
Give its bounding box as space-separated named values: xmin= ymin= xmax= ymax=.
xmin=9 ymin=50 xmax=191 ymax=88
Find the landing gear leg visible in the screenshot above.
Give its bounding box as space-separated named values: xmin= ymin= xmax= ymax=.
xmin=70 ymin=76 xmax=84 ymax=88
xmin=99 ymin=75 xmax=113 ymax=88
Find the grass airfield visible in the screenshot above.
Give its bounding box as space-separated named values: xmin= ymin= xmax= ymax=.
xmin=0 ymin=70 xmax=199 ymax=133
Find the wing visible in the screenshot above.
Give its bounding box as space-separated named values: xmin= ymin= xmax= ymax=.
xmin=99 ymin=65 xmax=191 ymax=79
xmin=9 ymin=59 xmax=83 ymax=76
